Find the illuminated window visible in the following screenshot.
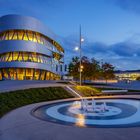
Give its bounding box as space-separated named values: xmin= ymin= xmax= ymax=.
xmin=13 ymin=52 xmax=18 ymax=61
xmin=32 ymin=33 xmax=37 ymax=42
xmin=17 ymin=31 xmax=24 ymax=40
xmin=23 ymin=32 xmax=28 ymax=41
xmin=0 ymin=52 xmax=50 ymax=64
xmin=9 ymin=31 xmax=14 ymax=40
xmin=5 ymin=32 xmax=9 ymax=40
xmin=0 ymin=68 xmax=60 ymax=80
xmin=12 ymin=32 xmax=18 ymax=40
xmin=23 ymin=53 xmax=28 ymax=61
xmin=28 ymin=31 xmax=33 ymax=41
xmin=0 ymin=30 xmax=64 ymax=53
xmin=2 ymin=32 xmax=6 ymax=40
xmin=40 ymin=70 xmax=45 ymax=80
xmin=34 ymin=69 xmax=40 ymax=80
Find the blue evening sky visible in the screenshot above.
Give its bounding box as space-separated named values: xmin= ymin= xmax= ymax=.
xmin=0 ymin=0 xmax=140 ymax=70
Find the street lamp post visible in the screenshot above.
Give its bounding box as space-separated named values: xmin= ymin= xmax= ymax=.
xmin=79 ymin=25 xmax=84 ymax=86
xmin=74 ymin=25 xmax=84 ymax=86
xmin=79 ymin=25 xmax=82 ymax=86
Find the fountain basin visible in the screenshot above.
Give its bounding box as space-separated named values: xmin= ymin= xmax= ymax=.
xmin=32 ymin=98 xmax=140 ymax=128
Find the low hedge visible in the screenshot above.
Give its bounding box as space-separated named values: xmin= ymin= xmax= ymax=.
xmin=0 ymin=87 xmax=74 ymax=117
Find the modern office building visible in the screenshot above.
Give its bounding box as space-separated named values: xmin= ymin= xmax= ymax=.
xmin=0 ymin=15 xmax=64 ymax=80
xmin=115 ymin=70 xmax=140 ymax=80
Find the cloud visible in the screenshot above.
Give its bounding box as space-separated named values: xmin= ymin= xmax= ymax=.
xmin=61 ymin=33 xmax=140 ymax=70
xmin=113 ymin=0 xmax=140 ymax=15
xmin=110 ymin=42 xmax=140 ymax=57
xmin=82 ymin=40 xmax=140 ymax=58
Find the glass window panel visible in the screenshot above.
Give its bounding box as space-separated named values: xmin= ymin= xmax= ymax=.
xmin=8 ymin=53 xmax=13 ymax=61
xmin=0 ymin=34 xmax=3 ymax=40
xmin=17 ymin=30 xmax=24 ymax=40
xmin=2 ymin=69 xmax=8 ymax=79
xmin=17 ymin=68 xmax=24 ymax=80
xmin=32 ymin=53 xmax=37 ymax=62
xmin=25 ymin=69 xmax=33 ymax=80
xmin=40 ymin=35 xmax=44 ymax=44
xmin=0 ymin=30 xmax=64 ymax=54
xmin=9 ymin=68 xmax=14 ymax=80
xmin=9 ymin=31 xmax=14 ymax=40
xmin=27 ymin=31 xmax=33 ymax=41
xmin=5 ymin=53 xmax=10 ymax=61
xmin=5 ymin=32 xmax=9 ymax=40
xmin=32 ymin=33 xmax=37 ymax=43
xmin=34 ymin=69 xmax=40 ymax=80
xmin=39 ymin=56 xmax=43 ymax=63
xmin=46 ymin=72 xmax=50 ymax=80
xmin=12 ymin=32 xmax=18 ymax=40
xmin=40 ymin=70 xmax=45 ymax=80
xmin=23 ymin=32 xmax=29 ymax=41
xmin=18 ymin=53 xmax=23 ymax=61
xmin=23 ymin=53 xmax=28 ymax=61
xmin=0 ymin=71 xmax=2 ymax=80
xmin=2 ymin=32 xmax=6 ymax=40
xmin=28 ymin=54 xmax=32 ymax=62
xmin=13 ymin=52 xmax=18 ymax=61
xmin=36 ymin=33 xmax=41 ymax=43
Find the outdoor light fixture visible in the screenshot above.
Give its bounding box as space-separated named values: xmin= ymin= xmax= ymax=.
xmin=74 ymin=25 xmax=84 ymax=86
xmin=74 ymin=46 xmax=79 ymax=51
xmin=79 ymin=25 xmax=84 ymax=86
xmin=81 ymin=38 xmax=84 ymax=42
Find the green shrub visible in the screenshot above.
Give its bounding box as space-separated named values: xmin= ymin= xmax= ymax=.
xmin=0 ymin=87 xmax=73 ymax=117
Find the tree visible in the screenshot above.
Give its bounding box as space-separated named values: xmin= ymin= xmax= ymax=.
xmin=101 ymin=62 xmax=115 ymax=83
xmin=80 ymin=56 xmax=91 ymax=82
xmin=68 ymin=56 xmax=115 ymax=83
xmin=68 ymin=57 xmax=80 ymax=79
xmin=72 ymin=56 xmax=79 ymax=65
xmin=90 ymin=58 xmax=101 ymax=80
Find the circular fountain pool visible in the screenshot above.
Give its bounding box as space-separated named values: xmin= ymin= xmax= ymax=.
xmin=32 ymin=99 xmax=140 ymax=128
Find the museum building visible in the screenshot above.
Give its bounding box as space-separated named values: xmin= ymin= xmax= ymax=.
xmin=0 ymin=15 xmax=64 ymax=80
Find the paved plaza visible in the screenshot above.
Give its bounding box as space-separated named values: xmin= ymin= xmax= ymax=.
xmin=1 ymin=96 xmax=140 ymax=140
xmin=0 ymin=80 xmax=68 ymax=93
xmin=1 ymin=81 xmax=140 ymax=140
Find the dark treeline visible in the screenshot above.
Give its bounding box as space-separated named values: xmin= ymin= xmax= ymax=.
xmin=68 ymin=56 xmax=115 ymax=82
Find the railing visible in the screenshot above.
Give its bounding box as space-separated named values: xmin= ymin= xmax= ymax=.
xmin=102 ymin=90 xmax=128 ymax=93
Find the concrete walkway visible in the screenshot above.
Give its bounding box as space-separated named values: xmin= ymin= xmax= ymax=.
xmin=0 ymin=80 xmax=70 ymax=93
xmin=0 ymin=80 xmax=140 ymax=93
xmin=1 ymin=96 xmax=140 ymax=140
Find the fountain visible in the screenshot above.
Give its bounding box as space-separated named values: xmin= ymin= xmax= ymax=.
xmin=32 ymin=98 xmax=140 ymax=128
xmin=81 ymin=98 xmax=109 ymax=113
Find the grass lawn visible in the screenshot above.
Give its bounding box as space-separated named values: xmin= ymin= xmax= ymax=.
xmin=0 ymin=87 xmax=74 ymax=117
xmin=74 ymin=85 xmax=140 ymax=97
xmin=74 ymin=86 xmax=101 ymax=97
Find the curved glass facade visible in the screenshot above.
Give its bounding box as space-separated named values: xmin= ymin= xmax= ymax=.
xmin=0 ymin=30 xmax=64 ymax=53
xmin=0 ymin=68 xmax=60 ymax=80
xmin=0 ymin=15 xmax=64 ymax=80
xmin=0 ymin=52 xmax=51 ymax=64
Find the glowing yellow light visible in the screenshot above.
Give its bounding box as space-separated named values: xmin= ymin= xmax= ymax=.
xmin=75 ymin=114 xmax=85 ymax=127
